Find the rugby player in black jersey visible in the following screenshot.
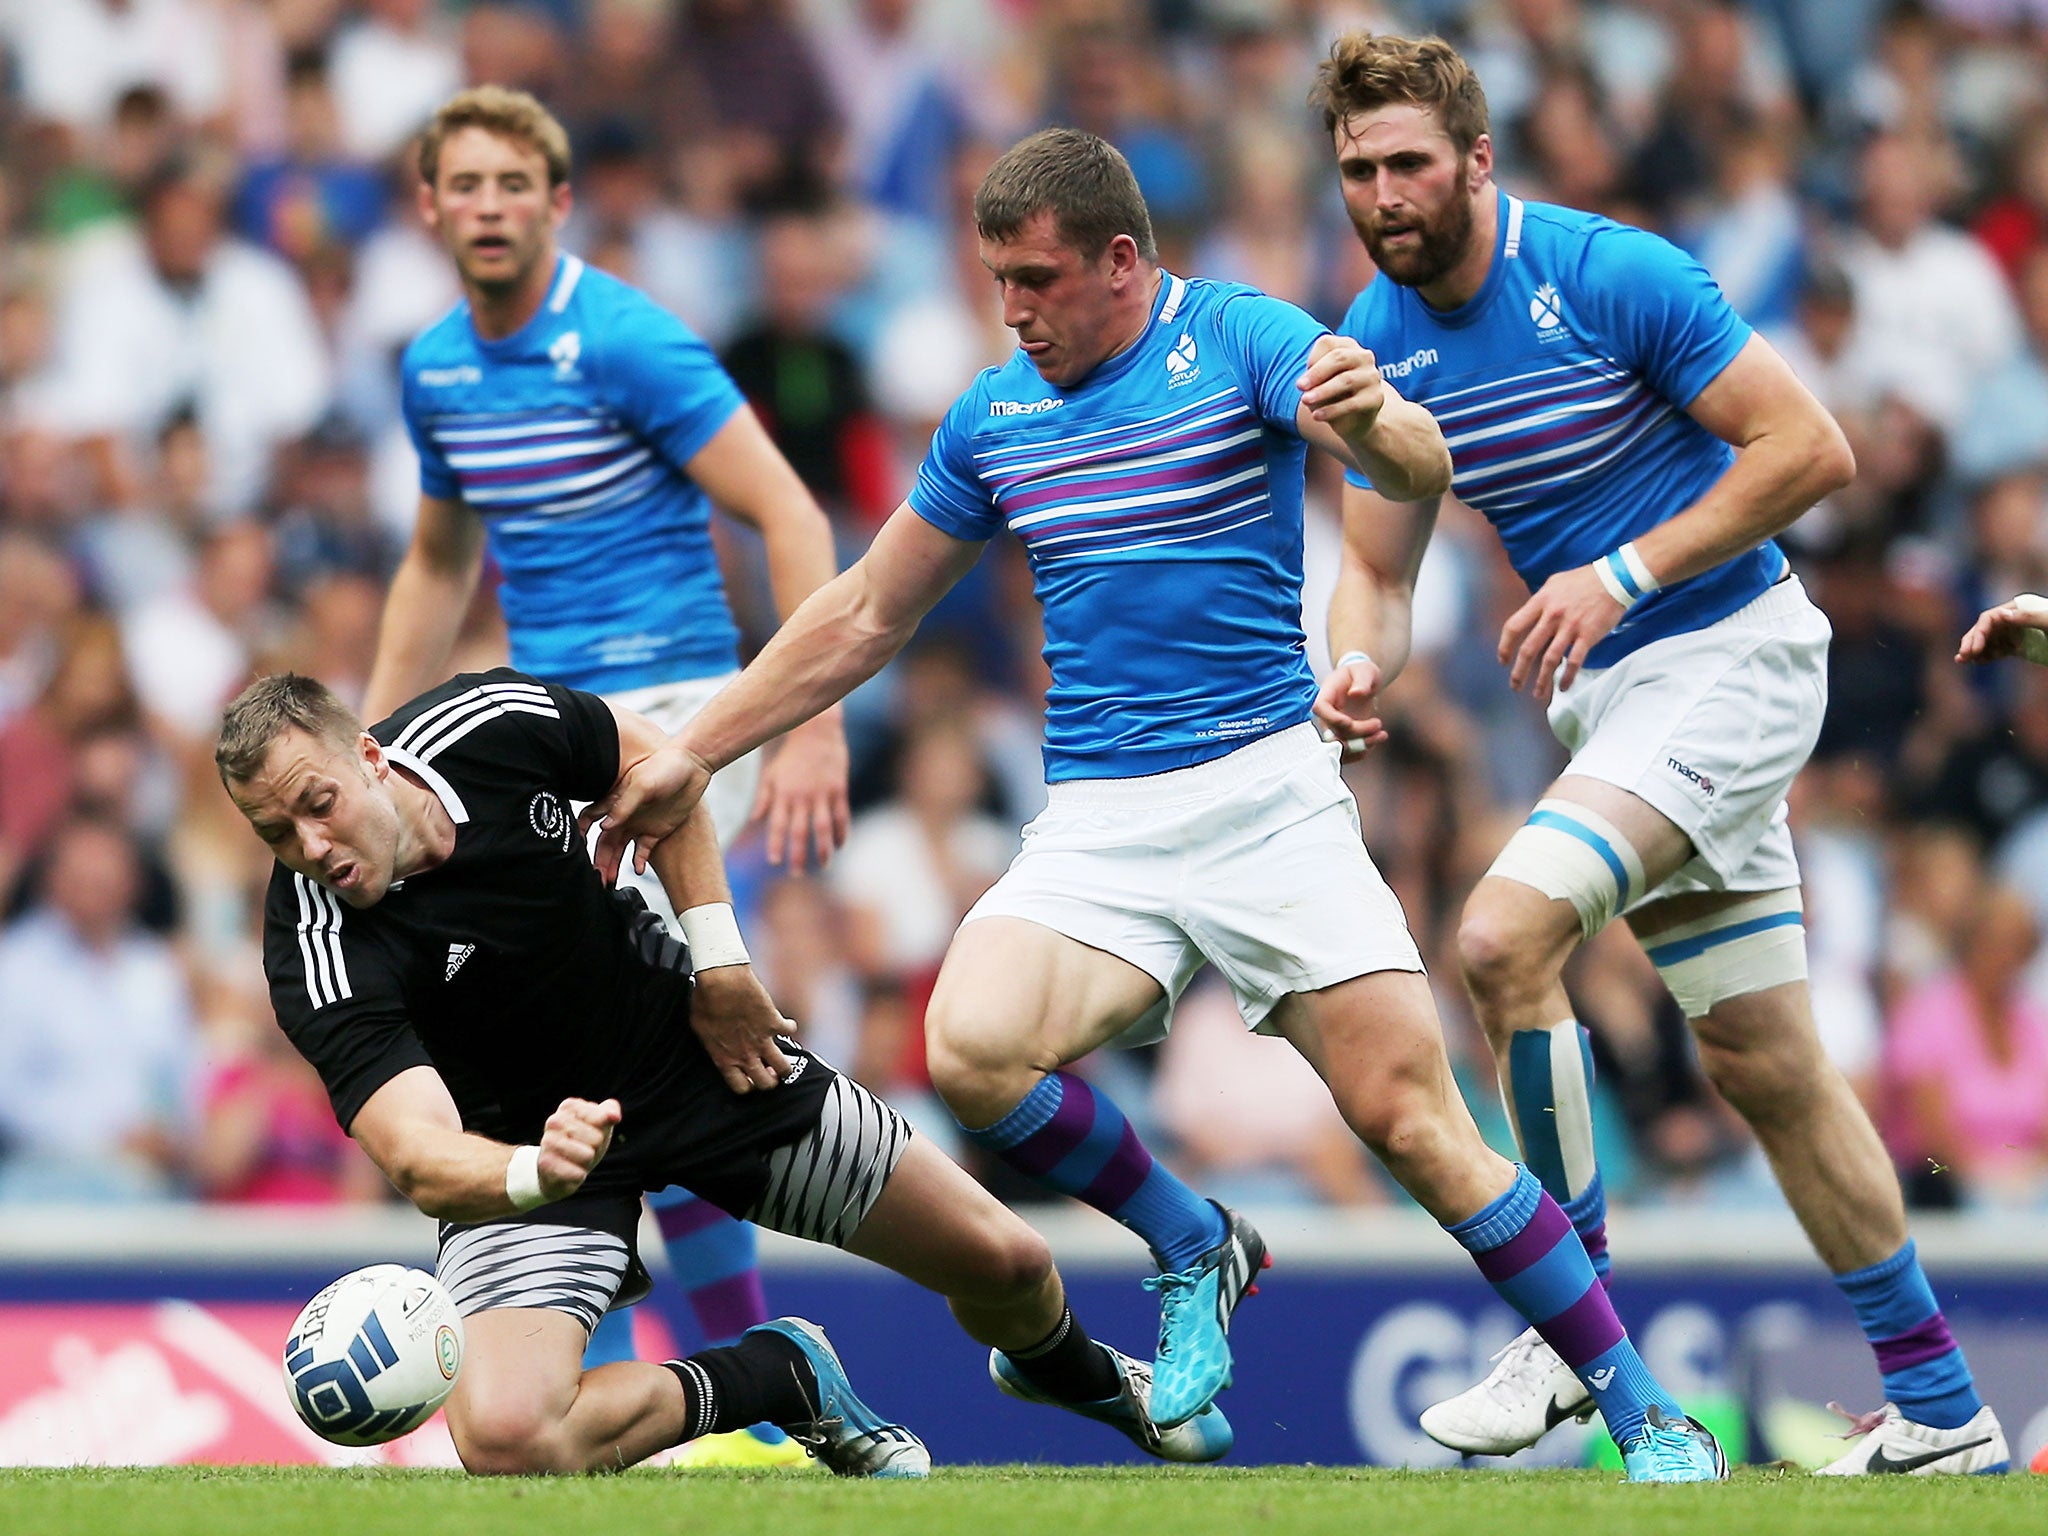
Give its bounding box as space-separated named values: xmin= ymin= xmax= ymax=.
xmin=218 ymin=668 xmax=1233 ymax=1475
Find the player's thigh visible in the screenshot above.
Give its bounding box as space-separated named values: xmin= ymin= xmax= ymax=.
xmin=1269 ymin=968 xmax=1468 ymax=1129
xmin=926 ymin=915 xmax=1169 ymax=1075
xmin=1628 ymin=880 xmax=1818 ymax=1070
xmin=841 ymin=1133 xmax=1052 ymax=1301
xmin=445 ymin=1306 xmax=589 ymax=1451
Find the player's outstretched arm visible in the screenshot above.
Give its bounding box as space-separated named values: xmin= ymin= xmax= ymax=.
xmin=1498 ymin=335 xmax=1855 ymax=704
xmin=581 ymin=504 xmax=984 ymax=880
xmin=612 ymin=702 xmax=797 ymax=1094
xmin=1958 ymin=595 xmax=2048 ymax=666
xmin=350 ymin=1065 xmax=619 ymax=1221
xmin=1316 ymin=480 xmax=1442 ymax=755
xmin=684 ymin=409 xmax=851 ymax=871
xmin=1295 ymin=334 xmax=1453 ymax=503
xmin=363 ymin=495 xmax=487 ymax=720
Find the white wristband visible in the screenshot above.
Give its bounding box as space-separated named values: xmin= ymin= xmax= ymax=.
xmin=679 ymin=902 xmax=751 ymax=971
xmin=1335 ymin=649 xmax=1375 ymax=673
xmin=505 ymin=1144 xmax=547 ymax=1211
xmin=1592 ymin=540 xmax=1660 ymax=610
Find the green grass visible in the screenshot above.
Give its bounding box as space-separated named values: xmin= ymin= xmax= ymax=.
xmin=2 ymin=1465 xmax=2042 ymax=1536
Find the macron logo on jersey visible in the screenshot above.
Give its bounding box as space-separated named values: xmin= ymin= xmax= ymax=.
xmin=1380 ymin=347 xmax=1439 ymax=380
xmin=1166 ymin=331 xmax=1200 ymax=386
xmin=988 ymin=398 xmax=1063 ymax=417
xmin=417 ymin=365 xmax=482 ymax=387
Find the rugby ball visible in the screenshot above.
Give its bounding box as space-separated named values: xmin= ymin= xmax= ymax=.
xmin=282 ymin=1264 xmax=464 ymax=1446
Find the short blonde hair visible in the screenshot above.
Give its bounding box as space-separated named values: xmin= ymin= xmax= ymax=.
xmin=1310 ymin=32 xmax=1490 ymax=156
xmin=418 ymin=85 xmax=572 ymax=189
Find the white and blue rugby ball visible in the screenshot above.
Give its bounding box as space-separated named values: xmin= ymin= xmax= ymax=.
xmin=283 ymin=1264 xmax=464 ymax=1446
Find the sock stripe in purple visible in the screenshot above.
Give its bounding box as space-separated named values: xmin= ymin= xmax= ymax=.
xmin=657 ymin=1194 xmax=738 ymax=1243
xmin=1079 ymin=1119 xmax=1154 ymax=1209
xmin=690 ymin=1271 xmax=769 ymax=1350
xmin=1538 ymin=1282 xmax=1628 ymax=1369
xmin=1875 ymin=1314 xmax=1960 ymax=1374
xmin=1472 ymin=1191 xmax=1575 ymax=1283
xmin=1003 ymin=1078 xmax=1097 ymax=1178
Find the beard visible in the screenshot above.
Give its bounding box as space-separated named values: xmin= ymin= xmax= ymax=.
xmin=1355 ymin=189 xmax=1475 ymax=290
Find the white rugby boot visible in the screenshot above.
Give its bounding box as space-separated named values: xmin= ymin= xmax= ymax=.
xmin=1418 ymin=1326 xmax=1593 ymax=1456
xmin=1816 ymin=1402 xmax=2010 ymax=1475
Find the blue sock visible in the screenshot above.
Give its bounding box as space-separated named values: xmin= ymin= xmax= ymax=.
xmin=650 ymin=1187 xmax=768 ymax=1349
xmin=1508 ymin=1021 xmax=1611 ymax=1282
xmin=1834 ymin=1240 xmax=1983 ymax=1430
xmin=965 ymin=1070 xmax=1225 ymax=1272
xmin=584 ymin=1307 xmax=638 ymax=1368
xmin=1447 ymin=1166 xmax=1680 ymax=1448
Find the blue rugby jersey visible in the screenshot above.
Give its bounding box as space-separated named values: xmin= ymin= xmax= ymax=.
xmin=910 ymin=272 xmax=1326 ymax=781
xmin=401 ymin=254 xmax=745 ymax=693
xmin=1340 ymin=188 xmax=1783 ymax=669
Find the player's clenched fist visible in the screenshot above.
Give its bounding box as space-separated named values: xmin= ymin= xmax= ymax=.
xmin=537 ymin=1097 xmax=621 ymax=1200
xmin=1298 ymin=334 xmax=1387 ymax=432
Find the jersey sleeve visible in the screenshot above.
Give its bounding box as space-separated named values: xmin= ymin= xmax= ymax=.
xmin=1212 ymin=290 xmax=1328 ymax=432
xmin=600 ymin=293 xmax=748 ymax=469
xmin=1575 ymin=223 xmax=1753 ymax=408
xmin=1333 ymin=287 xmax=1386 ymax=492
xmin=264 ymin=869 xmax=433 ymax=1132
xmin=907 ymin=390 xmax=1001 ymax=541
xmin=398 ymin=350 xmax=461 ymax=500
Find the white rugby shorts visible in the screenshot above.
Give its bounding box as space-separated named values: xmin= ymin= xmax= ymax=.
xmin=596 ymin=674 xmax=763 ymax=926
xmin=1546 ymin=574 xmax=1830 ymax=904
xmin=962 ymin=722 xmax=1423 ymax=1042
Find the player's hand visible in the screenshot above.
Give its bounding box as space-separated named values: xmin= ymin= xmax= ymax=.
xmin=750 ymin=706 xmax=850 ymax=872
xmin=690 ymin=965 xmax=798 ymax=1094
xmin=536 ymin=1097 xmax=621 ymax=1200
xmin=1313 ymin=654 xmax=1390 ymax=757
xmin=1500 ymin=564 xmax=1626 ymax=703
xmin=1298 ymin=334 xmax=1386 ymax=435
xmin=1957 ymin=596 xmax=2048 ymax=665
xmin=580 ymin=740 xmax=715 ymax=883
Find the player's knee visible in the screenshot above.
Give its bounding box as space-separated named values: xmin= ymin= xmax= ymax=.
xmin=924 ymin=1015 xmax=1038 ymax=1126
xmin=1692 ymin=1012 xmax=1824 ymax=1117
xmin=453 ymin=1398 xmax=571 ymax=1476
xmin=976 ymin=1218 xmax=1056 ymax=1303
xmin=1455 ymin=901 xmax=1547 ymax=1012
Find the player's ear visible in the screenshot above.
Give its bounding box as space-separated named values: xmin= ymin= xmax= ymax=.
xmin=550 ymin=178 xmax=573 ymax=227
xmin=415 ymin=177 xmax=439 ymax=232
xmin=360 ymin=732 xmax=389 ymax=781
xmin=1467 ymin=133 xmax=1494 ymax=189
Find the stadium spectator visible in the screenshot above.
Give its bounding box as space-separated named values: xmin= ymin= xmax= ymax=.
xmin=0 ymin=817 xmax=197 ymax=1202
xmin=37 ymin=154 xmax=331 ymax=515
xmin=233 ymin=50 xmax=387 ymax=264
xmin=1885 ymin=883 xmax=2048 ymax=1208
xmin=1837 ymin=130 xmax=2021 ymax=435
xmin=120 ymin=520 xmax=280 ymax=753
xmin=1955 ymin=246 xmax=2048 ymax=483
xmin=329 ymin=0 xmax=463 ymax=163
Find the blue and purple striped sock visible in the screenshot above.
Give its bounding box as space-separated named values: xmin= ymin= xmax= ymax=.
xmin=1834 ymin=1240 xmax=1983 ymax=1430
xmin=1448 ymin=1165 xmax=1680 ymax=1448
xmin=966 ymin=1070 xmax=1226 ymax=1273
xmin=650 ymin=1186 xmax=769 ymax=1349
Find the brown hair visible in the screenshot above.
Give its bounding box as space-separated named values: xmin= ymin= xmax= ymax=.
xmin=974 ymin=128 xmax=1157 ymax=262
xmin=1309 ymin=32 xmax=1490 ymax=155
xmin=418 ymin=85 xmax=573 ymax=189
xmin=216 ymin=673 xmax=363 ymax=785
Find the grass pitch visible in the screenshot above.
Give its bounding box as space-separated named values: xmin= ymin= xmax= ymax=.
xmin=2 ymin=1465 xmax=2041 ymax=1536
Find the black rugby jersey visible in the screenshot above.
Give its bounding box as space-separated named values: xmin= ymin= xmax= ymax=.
xmin=262 ymin=668 xmax=707 ymax=1198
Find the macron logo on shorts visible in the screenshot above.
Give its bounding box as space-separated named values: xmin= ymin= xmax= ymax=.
xmin=1665 ymin=757 xmax=1717 ymax=796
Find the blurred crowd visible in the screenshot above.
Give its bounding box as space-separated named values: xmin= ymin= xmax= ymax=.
xmin=1 ymin=0 xmax=2047 ymax=1219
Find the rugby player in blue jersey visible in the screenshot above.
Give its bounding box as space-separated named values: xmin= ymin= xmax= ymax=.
xmin=1314 ymin=33 xmax=2005 ymax=1474
xmin=585 ymin=128 xmax=1725 ymax=1480
xmin=363 ymin=87 xmax=848 ymax=1468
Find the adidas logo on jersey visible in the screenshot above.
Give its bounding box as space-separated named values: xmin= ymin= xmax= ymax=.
xmin=1166 ymin=331 xmax=1199 ymax=386
xmin=445 ymin=943 xmax=475 ymax=981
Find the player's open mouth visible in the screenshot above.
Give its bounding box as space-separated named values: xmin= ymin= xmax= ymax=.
xmin=471 ymin=237 xmax=511 ymax=256
xmin=329 ymin=863 xmax=357 ymax=890
xmin=1021 ymin=340 xmax=1052 ymax=355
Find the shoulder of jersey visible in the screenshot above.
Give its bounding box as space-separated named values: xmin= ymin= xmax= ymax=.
xmin=377 ymin=669 xmax=563 ymax=772
xmin=402 ymin=299 xmax=476 ymax=369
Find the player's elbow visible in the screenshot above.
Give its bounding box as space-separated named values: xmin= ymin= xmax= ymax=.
xmin=1412 ymin=439 xmax=1454 ymax=501
xmin=1811 ymin=414 xmax=1856 ymax=497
